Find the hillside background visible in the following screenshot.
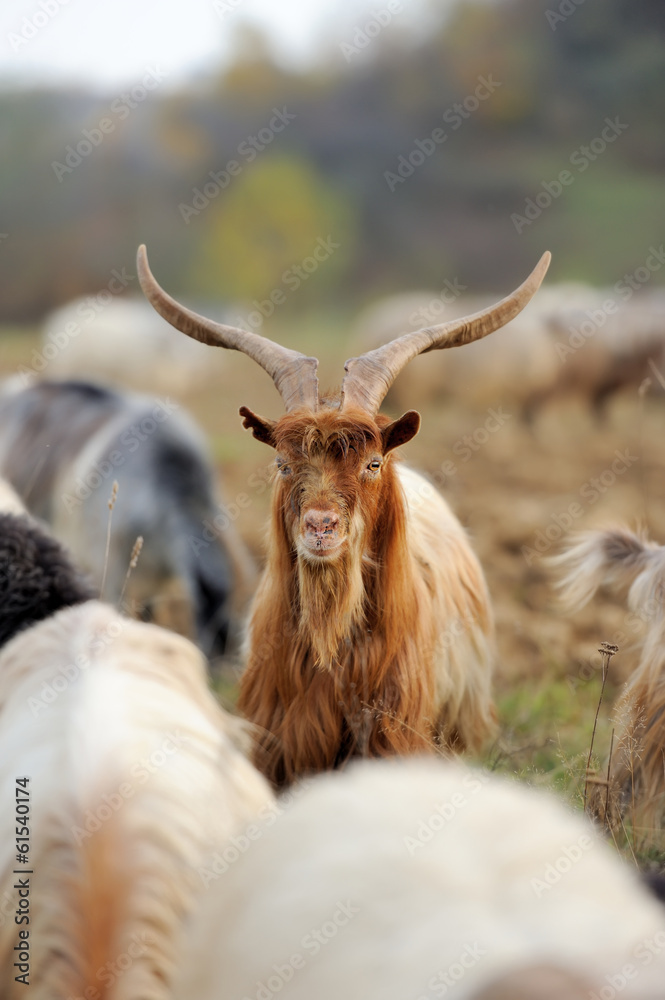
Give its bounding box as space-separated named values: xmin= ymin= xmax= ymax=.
xmin=1 ymin=0 xmax=663 ymax=323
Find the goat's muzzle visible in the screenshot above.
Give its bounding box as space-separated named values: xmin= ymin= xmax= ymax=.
xmin=301 ymin=509 xmax=343 ymax=558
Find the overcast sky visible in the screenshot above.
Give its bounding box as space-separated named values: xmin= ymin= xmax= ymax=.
xmin=0 ymin=0 xmax=440 ymax=92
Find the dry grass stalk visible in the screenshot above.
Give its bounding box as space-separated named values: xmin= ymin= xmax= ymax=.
xmin=584 ymin=642 xmax=618 ymax=815
xmin=118 ymin=535 xmax=144 ymax=612
xmin=99 ymin=480 xmax=118 ymax=601
xmin=604 ymin=727 xmax=615 ymax=830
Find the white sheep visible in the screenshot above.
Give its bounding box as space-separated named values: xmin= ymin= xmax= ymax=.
xmin=352 ymin=283 xmax=665 ymax=420
xmin=350 ymin=283 xmax=596 ymax=416
xmin=39 ymin=296 xmax=226 ymax=395
xmin=535 ymin=287 xmax=665 ymax=417
xmin=0 ymin=510 xmax=273 ymax=999
xmin=173 ymin=757 xmax=665 ymax=1000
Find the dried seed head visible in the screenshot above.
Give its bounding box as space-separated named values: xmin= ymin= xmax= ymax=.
xmin=129 ymin=536 xmax=143 ymax=569
xmin=108 ymin=480 xmax=119 ymax=511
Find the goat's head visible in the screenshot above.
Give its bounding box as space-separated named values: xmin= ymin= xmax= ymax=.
xmin=137 ymin=245 xmax=550 ymax=569
xmin=243 ymin=404 xmax=420 ymax=564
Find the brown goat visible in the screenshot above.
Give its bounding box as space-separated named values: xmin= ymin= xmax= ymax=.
xmin=138 ymin=246 xmax=550 ymax=786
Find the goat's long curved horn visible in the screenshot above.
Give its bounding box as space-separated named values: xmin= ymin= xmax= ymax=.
xmin=137 ymin=245 xmax=319 ymax=412
xmin=341 ymin=251 xmax=551 ymax=414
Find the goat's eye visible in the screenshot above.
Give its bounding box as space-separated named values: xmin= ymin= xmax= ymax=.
xmin=367 ymin=459 xmax=382 ymax=472
xmin=276 ymin=460 xmax=292 ymax=476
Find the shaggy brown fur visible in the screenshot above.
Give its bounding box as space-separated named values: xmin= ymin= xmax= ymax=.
xmin=553 ymin=527 xmax=665 ymax=838
xmin=238 ymin=403 xmax=495 ymax=787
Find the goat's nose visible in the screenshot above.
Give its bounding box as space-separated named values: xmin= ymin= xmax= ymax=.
xmin=303 ymin=510 xmax=339 ymax=537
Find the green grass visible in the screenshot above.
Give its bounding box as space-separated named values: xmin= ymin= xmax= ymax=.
xmin=490 ymin=675 xmax=612 ymax=796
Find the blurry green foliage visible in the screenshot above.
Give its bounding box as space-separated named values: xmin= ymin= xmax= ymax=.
xmin=189 ymin=156 xmax=354 ymax=302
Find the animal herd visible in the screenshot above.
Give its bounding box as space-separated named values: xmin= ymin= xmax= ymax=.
xmin=1 ymin=246 xmax=665 ymax=998
xmin=353 ymin=281 xmax=665 ymax=421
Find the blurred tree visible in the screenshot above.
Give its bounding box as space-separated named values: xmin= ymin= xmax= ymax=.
xmin=187 ymin=155 xmax=355 ymax=305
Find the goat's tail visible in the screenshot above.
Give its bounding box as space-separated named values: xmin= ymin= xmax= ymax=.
xmin=550 ymin=526 xmax=665 ymax=616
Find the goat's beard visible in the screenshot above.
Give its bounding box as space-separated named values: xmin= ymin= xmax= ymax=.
xmin=296 ymin=533 xmax=366 ymax=670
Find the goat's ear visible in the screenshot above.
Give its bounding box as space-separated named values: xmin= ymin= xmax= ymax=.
xmin=239 ymin=406 xmax=277 ymax=448
xmin=381 ymin=410 xmax=421 ymax=453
